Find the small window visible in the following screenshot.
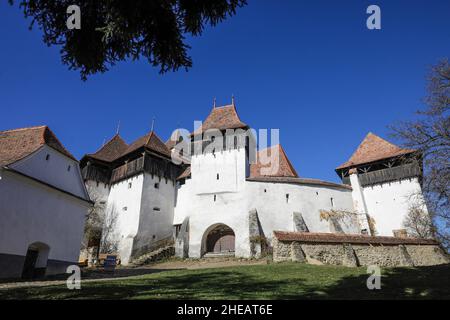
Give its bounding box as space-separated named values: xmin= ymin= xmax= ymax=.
xmin=316 ymin=192 xmax=319 ymax=196
xmin=123 ymin=206 xmax=128 ymax=211
xmin=286 ymin=194 xmax=289 ymax=203
xmin=216 ymin=173 xmax=220 ymax=180
xmin=152 ymin=235 xmax=156 ymax=240
xmin=154 ymin=183 xmax=160 ymax=189
xmin=45 ymin=154 xmax=50 ymax=161
xmin=330 ymin=197 xmax=334 ymax=207
xmin=67 ymin=165 xmax=71 ymax=172
xmin=153 ymin=207 xmax=161 ymax=211
xmin=264 ymin=189 xmax=267 ymax=193
xmin=174 ymin=224 xmax=182 ymax=237
xmin=214 ymin=195 xmax=217 ymax=202
xmin=128 ymin=182 xmax=132 ymax=189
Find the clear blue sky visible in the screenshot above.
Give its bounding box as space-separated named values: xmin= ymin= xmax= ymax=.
xmin=1 ymin=1 xmax=449 ymax=183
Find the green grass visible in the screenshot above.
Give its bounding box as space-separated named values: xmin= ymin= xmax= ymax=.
xmin=1 ymin=263 xmax=449 ymax=300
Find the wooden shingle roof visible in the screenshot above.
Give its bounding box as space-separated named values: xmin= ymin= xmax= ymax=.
xmin=336 ymin=132 xmax=416 ymax=170
xmin=86 ymin=134 xmax=128 ymax=162
xmin=123 ymin=131 xmax=172 ymax=158
xmin=0 ymin=125 xmax=76 ymax=167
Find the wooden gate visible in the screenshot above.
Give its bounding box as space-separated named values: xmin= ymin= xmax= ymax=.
xmin=206 ymin=225 xmax=235 ymax=253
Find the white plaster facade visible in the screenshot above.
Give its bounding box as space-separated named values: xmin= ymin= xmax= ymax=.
xmin=174 ymin=147 xmax=359 ymax=258
xmin=89 ymin=171 xmax=177 ymax=265
xmin=359 ymin=177 xmax=426 ymax=236
xmin=0 ymin=144 xmax=90 ymax=278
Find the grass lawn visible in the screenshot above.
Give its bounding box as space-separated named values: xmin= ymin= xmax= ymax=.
xmin=1 ymin=263 xmax=449 ymax=300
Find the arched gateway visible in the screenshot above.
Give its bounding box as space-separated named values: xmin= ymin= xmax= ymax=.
xmin=21 ymin=242 xmax=50 ymax=279
xmin=202 ymin=224 xmax=235 ymax=256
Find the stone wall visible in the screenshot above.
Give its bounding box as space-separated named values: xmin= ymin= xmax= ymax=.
xmin=272 ymin=233 xmax=449 ymax=268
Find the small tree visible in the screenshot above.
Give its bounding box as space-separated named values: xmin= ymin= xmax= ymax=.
xmin=81 ymin=195 xmax=105 ymax=261
xmin=403 ymin=196 xmax=434 ymax=239
xmin=99 ymin=205 xmax=119 ymax=254
xmin=82 ymin=186 xmax=119 ymax=261
xmin=391 ymin=59 xmax=449 ymax=249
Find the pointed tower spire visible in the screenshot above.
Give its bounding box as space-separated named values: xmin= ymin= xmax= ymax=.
xmin=151 ymin=117 xmax=155 ymax=132
xmin=213 ymin=97 xmax=216 ymax=109
xmin=231 ymin=94 xmax=235 ymax=106
xmin=116 ymin=120 xmax=121 ymax=135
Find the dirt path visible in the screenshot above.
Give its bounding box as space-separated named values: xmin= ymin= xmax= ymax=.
xmin=0 ymin=258 xmax=267 ymax=290
xmin=152 ymin=257 xmax=267 ymax=270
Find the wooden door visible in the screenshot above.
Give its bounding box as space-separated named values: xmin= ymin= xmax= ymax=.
xmin=22 ymin=249 xmax=38 ymax=279
xmin=213 ymin=234 xmax=235 ymax=252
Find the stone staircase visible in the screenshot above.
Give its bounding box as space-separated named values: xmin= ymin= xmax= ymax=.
xmin=203 ymin=252 xmax=235 ymax=258
xmin=130 ymin=245 xmax=175 ymax=267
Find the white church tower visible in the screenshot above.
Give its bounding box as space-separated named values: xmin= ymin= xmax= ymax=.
xmin=335 ymin=132 xmax=427 ymax=237
xmin=81 ymin=130 xmax=183 ymax=265
xmin=174 ymin=103 xmax=252 ymax=258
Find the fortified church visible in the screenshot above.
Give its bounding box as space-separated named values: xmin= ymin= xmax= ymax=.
xmin=80 ymin=101 xmax=428 ymax=264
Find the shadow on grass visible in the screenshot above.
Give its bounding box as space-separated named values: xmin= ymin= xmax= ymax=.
xmin=321 ymin=264 xmax=450 ymax=300
xmin=0 ymin=267 xmax=182 ymax=285
xmin=0 ymin=264 xmax=449 ymax=300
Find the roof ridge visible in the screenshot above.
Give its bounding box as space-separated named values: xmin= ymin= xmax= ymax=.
xmin=88 ymin=133 xmax=127 ymax=156
xmin=336 ymin=132 xmax=416 ymax=170
xmin=214 ymin=104 xmax=234 ymax=109
xmin=230 ymin=103 xmax=245 ymax=125
xmin=42 ymin=126 xmax=76 ymax=161
xmin=0 ymin=125 xmax=47 ymax=134
xmin=145 ymin=131 xmax=155 ymax=146
xmin=278 ymin=144 xmax=299 ymax=177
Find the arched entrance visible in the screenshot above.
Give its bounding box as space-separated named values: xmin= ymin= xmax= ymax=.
xmin=22 ymin=242 xmax=50 ymax=279
xmin=202 ymin=224 xmax=235 ymax=256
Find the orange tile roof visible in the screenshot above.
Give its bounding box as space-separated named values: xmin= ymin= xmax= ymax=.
xmin=273 ymin=231 xmax=438 ymax=245
xmin=193 ymin=104 xmax=248 ymax=135
xmin=86 ymin=134 xmax=129 ymax=162
xmin=250 ymin=144 xmax=298 ymax=178
xmin=0 ymin=125 xmax=76 ymax=166
xmin=336 ymin=132 xmax=416 ymax=170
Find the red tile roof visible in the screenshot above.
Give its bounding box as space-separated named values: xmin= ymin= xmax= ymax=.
xmin=336 ymin=132 xmax=416 ymax=170
xmin=273 ymin=231 xmax=437 ymax=245
xmin=193 ymin=104 xmax=248 ymax=135
xmin=247 ymin=176 xmax=352 ymax=190
xmin=250 ymin=144 xmax=298 ymax=178
xmin=123 ymin=131 xmax=172 ymax=158
xmin=86 ymin=134 xmax=129 ymax=162
xmin=0 ymin=125 xmax=76 ymax=166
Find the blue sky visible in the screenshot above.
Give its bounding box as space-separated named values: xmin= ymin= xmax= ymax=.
xmin=0 ymin=1 xmax=449 ymax=183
